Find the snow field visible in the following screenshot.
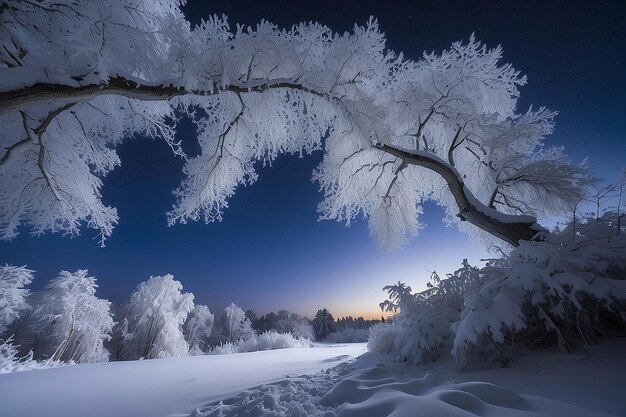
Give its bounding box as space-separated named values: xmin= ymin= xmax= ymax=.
xmin=2 ymin=339 xmax=625 ymax=417
xmin=0 ymin=343 xmax=366 ymax=417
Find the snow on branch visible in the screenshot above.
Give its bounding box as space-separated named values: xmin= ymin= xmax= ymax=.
xmin=0 ymin=0 xmax=593 ymax=247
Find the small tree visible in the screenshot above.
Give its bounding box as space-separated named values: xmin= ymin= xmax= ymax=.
xmin=244 ymin=309 xmax=258 ymax=328
xmin=220 ymin=303 xmax=254 ymax=343
xmin=25 ymin=270 xmax=114 ymax=363
xmin=0 ymin=265 xmax=34 ymax=336
xmin=118 ymin=274 xmax=194 ymax=360
xmin=312 ymin=308 xmax=336 ymax=341
xmin=184 ymin=304 xmax=214 ymax=355
xmin=380 ymin=282 xmax=414 ymax=315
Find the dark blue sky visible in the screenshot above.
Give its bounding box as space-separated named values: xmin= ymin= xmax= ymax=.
xmin=1 ymin=0 xmax=624 ymax=318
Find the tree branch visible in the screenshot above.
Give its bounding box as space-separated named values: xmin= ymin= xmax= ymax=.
xmin=375 ymin=143 xmax=545 ymax=246
xmin=0 ymin=102 xmax=75 ymax=165
xmin=0 ymin=76 xmax=332 ymax=114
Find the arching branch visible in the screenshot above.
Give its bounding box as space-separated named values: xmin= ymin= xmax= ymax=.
xmin=0 ymin=76 xmax=332 ymax=115
xmin=375 ymin=143 xmax=546 ymax=246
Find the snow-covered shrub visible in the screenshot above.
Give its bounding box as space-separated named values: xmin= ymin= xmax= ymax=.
xmin=0 ymin=337 xmax=39 ymax=374
xmin=0 ymin=336 xmax=66 ymax=374
xmin=371 ymin=261 xmax=483 ymax=365
xmin=184 ymin=304 xmax=214 ymax=355
xmin=210 ymin=330 xmax=310 ymax=354
xmin=209 ymin=340 xmax=238 ymax=354
xmin=371 ymin=213 xmax=626 ymax=369
xmin=0 ymin=265 xmax=34 ymax=336
xmin=393 ymin=309 xmax=458 ymax=364
xmin=246 ymin=330 xmax=310 ymax=351
xmin=367 ymin=321 xmax=400 ymax=354
xmin=325 ymin=328 xmax=370 ymax=343
xmin=118 ymin=274 xmax=194 ymax=360
xmin=452 ymin=223 xmax=626 ymax=368
xmin=22 ymin=270 xmax=114 ymax=363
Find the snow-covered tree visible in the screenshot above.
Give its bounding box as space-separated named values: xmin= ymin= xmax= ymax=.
xmin=0 ymin=1 xmax=594 ymax=248
xmin=312 ymin=308 xmax=336 ymax=341
xmin=379 ymin=282 xmax=414 ymax=315
xmin=254 ymin=310 xmax=314 ymax=340
xmin=184 ymin=304 xmax=214 ymax=355
xmin=0 ymin=265 xmax=36 ymax=372
xmin=0 ymin=265 xmax=34 ymax=336
xmin=218 ymin=303 xmax=254 ymax=344
xmin=23 ymin=270 xmax=114 ymax=363
xmin=118 ymin=274 xmax=194 ymax=359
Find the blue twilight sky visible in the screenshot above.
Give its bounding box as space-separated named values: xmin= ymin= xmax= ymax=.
xmin=0 ymin=0 xmax=624 ymax=319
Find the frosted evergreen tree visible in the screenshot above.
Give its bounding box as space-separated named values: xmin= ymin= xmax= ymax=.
xmin=312 ymin=308 xmax=336 ymax=340
xmin=119 ymin=274 xmax=194 ymax=359
xmin=25 ymin=270 xmax=114 ymax=363
xmin=0 ymin=1 xmax=594 ymax=249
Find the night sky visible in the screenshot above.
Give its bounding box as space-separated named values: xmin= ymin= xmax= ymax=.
xmin=0 ymin=1 xmax=624 ymax=319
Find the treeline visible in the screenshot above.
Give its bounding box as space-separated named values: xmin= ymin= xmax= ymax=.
xmin=0 ymin=269 xmax=378 ymax=371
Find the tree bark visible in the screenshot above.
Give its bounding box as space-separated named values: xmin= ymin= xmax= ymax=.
xmin=0 ymin=76 xmax=329 ymax=114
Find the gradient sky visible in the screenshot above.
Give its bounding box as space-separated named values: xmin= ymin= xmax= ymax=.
xmin=0 ymin=0 xmax=624 ymax=319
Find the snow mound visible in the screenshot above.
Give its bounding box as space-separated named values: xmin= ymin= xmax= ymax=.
xmin=321 ymin=366 xmax=531 ymax=417
xmin=191 ymin=344 xmax=623 ymax=417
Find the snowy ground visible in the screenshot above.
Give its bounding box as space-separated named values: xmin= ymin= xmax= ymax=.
xmin=189 ymin=339 xmax=626 ymax=417
xmin=1 ymin=340 xmax=625 ymax=417
xmin=0 ymin=343 xmax=366 ymax=417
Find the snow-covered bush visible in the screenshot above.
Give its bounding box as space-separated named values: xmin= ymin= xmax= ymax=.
xmin=0 ymin=265 xmax=34 ymax=336
xmin=452 ymin=223 xmax=626 ymax=368
xmin=0 ymin=337 xmax=45 ymax=374
xmin=118 ymin=274 xmax=194 ymax=360
xmin=21 ymin=270 xmax=114 ymax=363
xmin=371 ymin=261 xmax=483 ymax=364
xmin=325 ymin=328 xmax=370 ymax=343
xmin=371 ymin=213 xmax=626 ymax=369
xmin=367 ymin=321 xmax=400 ymax=354
xmin=210 ymin=330 xmax=310 ymax=354
xmin=184 ymin=304 xmax=214 ymax=355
